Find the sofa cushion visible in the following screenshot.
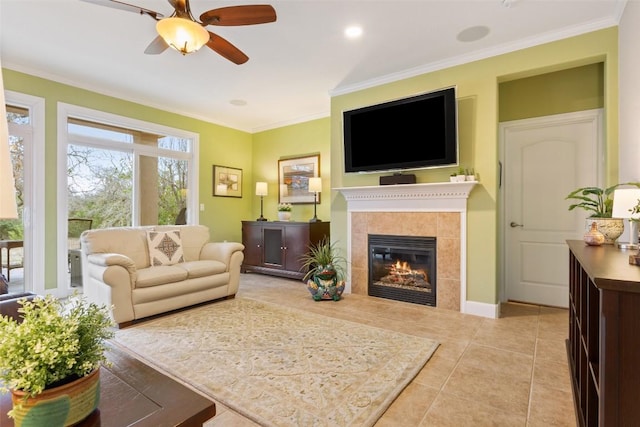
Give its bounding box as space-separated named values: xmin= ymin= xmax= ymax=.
xmin=147 ymin=230 xmax=185 ymax=266
xmin=81 ymin=226 xmax=154 ymax=269
xmin=175 ymin=260 xmax=227 ymax=279
xmin=136 ymin=265 xmax=189 ymax=288
xmin=155 ymin=225 xmax=210 ymax=262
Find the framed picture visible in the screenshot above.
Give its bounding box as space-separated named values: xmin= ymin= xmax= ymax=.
xmin=278 ymin=154 xmax=320 ymax=204
xmin=213 ymin=165 xmax=242 ymax=198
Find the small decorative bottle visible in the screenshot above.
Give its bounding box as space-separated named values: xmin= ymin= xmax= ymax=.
xmin=584 ymin=221 xmax=605 ymax=246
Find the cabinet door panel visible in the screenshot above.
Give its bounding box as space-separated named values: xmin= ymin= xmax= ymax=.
xmin=241 ymin=223 xmax=262 ymax=267
xmin=284 ymin=225 xmax=309 ymax=273
xmin=263 ymin=227 xmax=285 ymax=267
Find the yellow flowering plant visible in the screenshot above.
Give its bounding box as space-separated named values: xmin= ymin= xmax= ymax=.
xmin=0 ymin=294 xmax=114 ymax=399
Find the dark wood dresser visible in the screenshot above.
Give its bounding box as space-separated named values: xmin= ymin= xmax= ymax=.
xmin=567 ymin=240 xmax=640 ymax=426
xmin=241 ymin=221 xmax=330 ymax=280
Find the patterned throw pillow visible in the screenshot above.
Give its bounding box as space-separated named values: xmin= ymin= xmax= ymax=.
xmin=147 ymin=230 xmax=185 ymax=266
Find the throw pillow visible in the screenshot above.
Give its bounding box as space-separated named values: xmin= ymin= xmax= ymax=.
xmin=147 ymin=230 xmax=185 ymax=266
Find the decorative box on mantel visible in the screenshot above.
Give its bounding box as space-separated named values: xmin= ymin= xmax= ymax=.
xmin=335 ymin=181 xmax=491 ymax=318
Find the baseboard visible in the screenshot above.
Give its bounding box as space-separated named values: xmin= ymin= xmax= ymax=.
xmin=463 ymin=300 xmax=500 ymax=318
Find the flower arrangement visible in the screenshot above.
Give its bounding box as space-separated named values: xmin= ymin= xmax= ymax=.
xmin=0 ymin=294 xmax=114 ymax=401
xmin=277 ymin=203 xmax=292 ymax=212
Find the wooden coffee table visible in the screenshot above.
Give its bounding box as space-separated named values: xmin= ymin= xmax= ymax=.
xmin=1 ymin=341 xmax=216 ymax=426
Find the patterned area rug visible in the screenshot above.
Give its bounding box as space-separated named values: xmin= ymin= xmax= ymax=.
xmin=113 ymin=298 xmax=439 ymax=427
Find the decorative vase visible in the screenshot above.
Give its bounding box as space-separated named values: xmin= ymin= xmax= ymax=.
xmin=584 ymin=221 xmax=605 ymax=246
xmin=10 ymin=368 xmax=100 ymax=427
xmin=277 ymin=211 xmax=291 ymax=221
xmin=306 ymin=266 xmax=345 ymax=301
xmin=585 ymin=218 xmax=624 ymax=244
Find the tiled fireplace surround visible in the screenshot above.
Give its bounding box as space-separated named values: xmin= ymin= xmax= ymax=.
xmin=337 ymin=181 xmax=478 ymax=314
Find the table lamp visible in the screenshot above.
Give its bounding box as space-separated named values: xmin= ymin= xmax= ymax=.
xmin=308 ymin=177 xmax=322 ymax=223
xmin=612 ymin=188 xmax=640 ymax=249
xmin=255 ymin=182 xmax=268 ymax=221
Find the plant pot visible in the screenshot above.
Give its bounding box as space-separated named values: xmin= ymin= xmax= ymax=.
xmin=277 ymin=211 xmax=291 ymax=221
xmin=306 ymin=267 xmax=345 ymax=301
xmin=10 ymin=368 xmax=100 ymax=426
xmin=585 ymin=218 xmax=624 ymax=244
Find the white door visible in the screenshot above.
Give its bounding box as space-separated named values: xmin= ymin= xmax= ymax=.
xmin=501 ymin=109 xmax=602 ymax=307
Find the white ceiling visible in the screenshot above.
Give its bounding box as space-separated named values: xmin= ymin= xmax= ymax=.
xmin=0 ymin=0 xmax=627 ymax=133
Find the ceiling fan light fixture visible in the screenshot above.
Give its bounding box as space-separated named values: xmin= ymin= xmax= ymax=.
xmin=156 ymin=17 xmax=209 ymax=55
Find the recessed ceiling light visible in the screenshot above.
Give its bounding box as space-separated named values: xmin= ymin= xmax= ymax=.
xmin=229 ymin=99 xmax=247 ymax=106
xmin=345 ymin=25 xmax=363 ymax=39
xmin=456 ymin=25 xmax=490 ymax=43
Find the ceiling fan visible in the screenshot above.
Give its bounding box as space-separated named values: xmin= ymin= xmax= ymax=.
xmin=82 ymin=0 xmax=277 ymax=64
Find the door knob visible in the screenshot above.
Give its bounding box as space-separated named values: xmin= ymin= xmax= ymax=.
xmin=510 ymin=222 xmax=523 ymax=228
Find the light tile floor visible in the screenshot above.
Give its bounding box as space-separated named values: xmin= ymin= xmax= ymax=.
xmin=205 ymin=273 xmax=577 ymax=427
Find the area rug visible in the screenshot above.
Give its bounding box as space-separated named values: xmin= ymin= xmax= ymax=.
xmin=113 ymin=298 xmax=439 ymax=427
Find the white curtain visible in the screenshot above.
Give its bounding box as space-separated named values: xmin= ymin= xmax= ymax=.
xmin=0 ymin=58 xmax=18 ymax=219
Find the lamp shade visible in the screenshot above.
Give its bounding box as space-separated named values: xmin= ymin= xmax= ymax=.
xmin=156 ymin=17 xmax=210 ymax=55
xmin=308 ymin=177 xmax=322 ymax=193
xmin=0 ymin=59 xmax=19 ymax=220
xmin=256 ymin=182 xmax=268 ymax=196
xmin=612 ymin=188 xmax=640 ymax=219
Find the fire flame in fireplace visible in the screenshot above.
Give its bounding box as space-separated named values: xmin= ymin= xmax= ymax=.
xmin=379 ymin=260 xmax=429 ymax=287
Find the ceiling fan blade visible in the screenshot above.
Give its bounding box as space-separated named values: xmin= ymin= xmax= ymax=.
xmin=167 ymin=0 xmax=188 ymax=15
xmin=81 ymin=0 xmax=163 ymax=20
xmin=200 ymin=5 xmax=277 ymax=26
xmin=206 ymin=32 xmax=249 ymax=64
xmin=144 ymin=36 xmax=170 ymax=55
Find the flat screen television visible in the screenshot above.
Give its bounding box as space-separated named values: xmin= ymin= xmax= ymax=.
xmin=342 ymin=86 xmax=458 ymax=173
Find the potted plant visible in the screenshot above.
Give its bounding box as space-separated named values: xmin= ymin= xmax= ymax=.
xmin=566 ymin=182 xmax=640 ymax=243
xmin=277 ymin=203 xmax=292 ymax=221
xmin=300 ymin=237 xmax=347 ymax=301
xmin=465 ymin=168 xmax=476 ymax=181
xmin=449 ymin=167 xmax=466 ymax=182
xmin=0 ymin=294 xmax=114 ymax=425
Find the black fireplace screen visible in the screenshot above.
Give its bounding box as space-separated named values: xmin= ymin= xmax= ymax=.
xmin=368 ymin=234 xmax=436 ymax=306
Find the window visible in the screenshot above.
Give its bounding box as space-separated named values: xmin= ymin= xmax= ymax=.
xmin=58 ymin=104 xmax=199 ymax=290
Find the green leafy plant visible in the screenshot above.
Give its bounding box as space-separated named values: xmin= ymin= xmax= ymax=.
xmin=566 ymin=182 xmax=640 ymax=218
xmin=0 ymin=294 xmax=114 ymax=399
xmin=299 ymin=237 xmax=347 ymax=282
xmin=277 ymin=203 xmax=292 ymax=212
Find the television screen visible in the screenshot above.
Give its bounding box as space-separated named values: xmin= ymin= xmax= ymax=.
xmin=343 ymin=87 xmax=458 ymax=173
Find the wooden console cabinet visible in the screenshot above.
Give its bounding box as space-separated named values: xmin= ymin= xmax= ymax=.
xmin=241 ymin=221 xmax=330 ymax=280
xmin=567 ymin=240 xmax=640 ymax=426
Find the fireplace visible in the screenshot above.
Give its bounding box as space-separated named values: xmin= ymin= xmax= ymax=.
xmin=368 ymin=234 xmax=436 ymax=306
xmin=337 ymin=181 xmax=479 ymax=314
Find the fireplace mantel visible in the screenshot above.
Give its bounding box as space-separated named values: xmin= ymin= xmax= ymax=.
xmin=335 ymin=181 xmax=477 ymax=211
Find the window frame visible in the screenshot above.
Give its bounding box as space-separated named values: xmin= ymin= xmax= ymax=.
xmin=57 ymin=103 xmax=199 ymax=295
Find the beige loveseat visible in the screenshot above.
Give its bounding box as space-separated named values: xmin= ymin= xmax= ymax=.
xmin=80 ymin=225 xmax=244 ymax=327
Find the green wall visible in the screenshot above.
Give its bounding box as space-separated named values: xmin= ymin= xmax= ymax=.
xmin=499 ymin=63 xmax=604 ymax=122
xmin=251 ymin=118 xmax=331 ymax=223
xmin=330 ymin=27 xmax=618 ymax=306
xmin=3 ymin=69 xmax=253 ymax=289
